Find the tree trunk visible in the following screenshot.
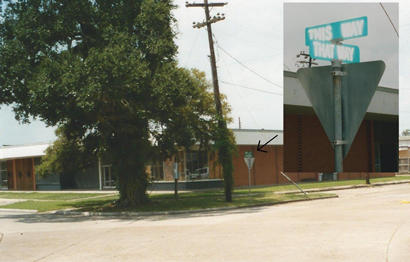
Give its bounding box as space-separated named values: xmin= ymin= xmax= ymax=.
xmin=111 ymin=126 xmax=150 ymax=207
xmin=220 ymin=145 xmax=233 ymax=202
xmin=117 ymin=163 xmax=148 ymax=206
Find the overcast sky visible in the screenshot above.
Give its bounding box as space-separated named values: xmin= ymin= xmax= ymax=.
xmin=0 ymin=0 xmax=409 ymax=145
xmin=285 ymin=2 xmax=398 ymax=87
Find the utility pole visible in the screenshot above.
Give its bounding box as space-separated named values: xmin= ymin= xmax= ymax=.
xmin=296 ymin=51 xmax=318 ymax=68
xmin=186 ymin=1 xmax=227 ymax=126
xmin=186 ymin=1 xmax=234 ymax=202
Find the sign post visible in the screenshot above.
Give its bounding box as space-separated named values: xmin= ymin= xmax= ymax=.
xmin=173 ymin=162 xmax=179 ymax=199
xmin=332 ymin=59 xmax=344 ymax=173
xmin=244 ymin=151 xmax=255 ymax=193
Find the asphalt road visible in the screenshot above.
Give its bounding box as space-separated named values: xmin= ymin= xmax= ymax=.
xmin=0 ymin=184 xmax=409 ymax=262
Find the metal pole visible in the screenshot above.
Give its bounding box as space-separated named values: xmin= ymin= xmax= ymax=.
xmin=280 ymin=172 xmax=308 ymax=197
xmin=174 ymin=162 xmax=178 ymax=199
xmin=98 ymin=157 xmax=102 ymax=190
xmin=332 ymin=60 xmax=344 ymax=174
xmin=174 ymin=178 xmax=178 ymax=199
xmin=248 ymin=168 xmax=251 ymax=193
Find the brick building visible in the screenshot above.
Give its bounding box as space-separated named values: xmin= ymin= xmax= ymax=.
xmin=147 ymin=129 xmax=284 ymax=187
xmin=0 ymin=129 xmax=284 ymax=190
xmin=0 ymin=143 xmax=58 ymax=190
xmin=399 ymin=136 xmax=410 ymax=173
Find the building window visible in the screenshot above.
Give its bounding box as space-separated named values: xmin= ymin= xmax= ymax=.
xmin=175 ymin=151 xmax=186 ymax=180
xmin=102 ymin=165 xmax=115 ymax=188
xmin=186 ymin=150 xmax=209 ymax=180
xmin=0 ymin=161 xmax=8 ymax=189
xmin=399 ymin=158 xmax=410 ymax=174
xmin=150 ymin=161 xmax=164 ymax=181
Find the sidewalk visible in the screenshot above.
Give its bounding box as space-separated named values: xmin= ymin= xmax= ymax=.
xmin=277 ymin=179 xmax=410 ymax=194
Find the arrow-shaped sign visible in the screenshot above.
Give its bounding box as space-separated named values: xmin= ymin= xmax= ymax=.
xmin=257 ymin=135 xmax=278 ymax=153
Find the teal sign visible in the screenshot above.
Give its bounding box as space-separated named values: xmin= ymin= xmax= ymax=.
xmin=309 ymin=41 xmax=360 ymax=63
xmin=244 ymin=151 xmax=254 ymax=158
xmin=244 ymin=151 xmax=255 ymax=170
xmin=305 ymin=16 xmax=368 ymax=45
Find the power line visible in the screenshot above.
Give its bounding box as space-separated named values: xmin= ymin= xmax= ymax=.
xmin=221 ymin=80 xmax=283 ymax=96
xmin=379 ymin=3 xmax=399 ymax=37
xmin=217 ymin=48 xmax=267 ymax=130
xmin=217 ymin=50 xmax=262 ymax=129
xmin=212 ymin=34 xmax=282 ymax=89
xmin=218 ymin=44 xmax=283 ymax=89
xmin=183 ymin=29 xmax=201 ymax=66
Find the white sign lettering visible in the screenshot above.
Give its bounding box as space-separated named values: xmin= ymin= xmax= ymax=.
xmin=308 ymin=25 xmax=333 ymax=42
xmin=305 ymin=16 xmax=367 ymax=46
xmin=336 ymin=45 xmax=354 ymax=61
xmin=341 ymin=20 xmax=364 ymax=38
xmin=313 ymin=41 xmax=335 ymax=59
xmin=309 ymin=41 xmax=359 ymax=63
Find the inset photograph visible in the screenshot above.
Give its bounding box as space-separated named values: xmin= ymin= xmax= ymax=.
xmin=284 ymin=3 xmax=398 ymax=180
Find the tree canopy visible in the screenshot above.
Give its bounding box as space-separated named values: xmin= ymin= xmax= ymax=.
xmin=0 ymin=0 xmax=234 ymax=206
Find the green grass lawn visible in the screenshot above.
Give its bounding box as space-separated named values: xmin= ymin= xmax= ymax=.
xmin=0 ymin=192 xmax=334 ymax=213
xmin=0 ymin=175 xmax=408 ymax=213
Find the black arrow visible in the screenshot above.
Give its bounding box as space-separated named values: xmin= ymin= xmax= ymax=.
xmin=257 ymin=135 xmax=278 ymax=153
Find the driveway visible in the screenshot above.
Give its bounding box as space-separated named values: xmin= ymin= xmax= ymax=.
xmin=0 ymin=184 xmax=409 ymax=262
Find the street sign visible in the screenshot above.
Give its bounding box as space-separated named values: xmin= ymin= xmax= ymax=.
xmin=173 ymin=163 xmax=179 ymax=179
xmin=309 ymin=41 xmax=360 ymax=63
xmin=244 ymin=151 xmax=254 ymax=159
xmin=296 ymin=60 xmax=385 ymax=158
xmin=244 ymin=151 xmax=255 ymax=169
xmin=244 ymin=151 xmax=255 ymax=192
xmin=244 ymin=157 xmax=255 ymax=170
xmin=305 ymin=16 xmax=368 ymax=45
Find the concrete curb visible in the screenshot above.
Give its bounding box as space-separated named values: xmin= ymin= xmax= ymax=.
xmin=0 ymin=208 xmax=38 ymax=213
xmin=277 ymin=180 xmax=410 ymax=195
xmin=48 ymin=195 xmax=338 ymax=217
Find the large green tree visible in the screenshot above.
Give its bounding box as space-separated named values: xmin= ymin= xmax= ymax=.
xmin=0 ymin=0 xmax=233 ymax=206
